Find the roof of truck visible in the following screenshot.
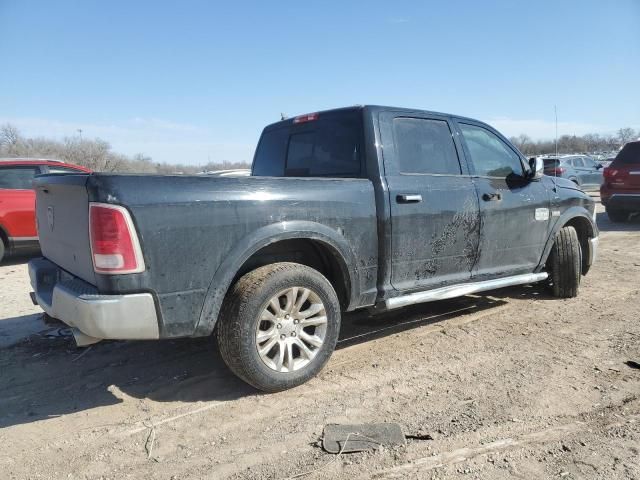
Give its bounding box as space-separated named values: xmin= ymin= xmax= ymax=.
xmin=263 ymin=105 xmax=491 ymax=131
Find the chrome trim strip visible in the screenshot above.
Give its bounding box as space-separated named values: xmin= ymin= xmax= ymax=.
xmin=588 ymin=237 xmax=599 ymax=266
xmin=7 ymin=236 xmax=39 ymax=242
xmin=385 ymin=273 xmax=549 ymax=310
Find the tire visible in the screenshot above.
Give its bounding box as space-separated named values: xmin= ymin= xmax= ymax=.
xmin=0 ymin=237 xmax=4 ymax=264
xmin=606 ymin=207 xmax=629 ymax=223
xmin=217 ymin=262 xmax=341 ymax=392
xmin=547 ymin=226 xmax=582 ymax=298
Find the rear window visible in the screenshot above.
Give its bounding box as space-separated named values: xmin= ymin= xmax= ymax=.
xmin=543 ymin=158 xmax=559 ymax=167
xmin=614 ymin=142 xmax=640 ymax=165
xmin=0 ymin=166 xmax=39 ymax=189
xmin=252 ymin=110 xmax=363 ymax=177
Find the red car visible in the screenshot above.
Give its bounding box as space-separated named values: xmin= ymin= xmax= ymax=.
xmin=0 ymin=158 xmax=91 ymax=262
xmin=601 ymin=141 xmax=640 ymax=222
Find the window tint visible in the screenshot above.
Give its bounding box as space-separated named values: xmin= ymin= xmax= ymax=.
xmin=252 ymin=110 xmax=363 ymax=177
xmin=0 ymin=166 xmax=39 ymax=189
xmin=48 ymin=166 xmax=85 ymax=174
xmin=252 ymin=127 xmax=288 ymax=176
xmin=614 ymin=142 xmax=640 ymax=165
xmin=459 ymin=124 xmax=523 ymax=178
xmin=285 ymin=119 xmax=361 ymax=177
xmin=393 ymin=118 xmax=461 ymax=175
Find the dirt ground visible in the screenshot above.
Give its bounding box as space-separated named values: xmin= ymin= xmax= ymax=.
xmin=1 ymin=199 xmax=639 ymax=480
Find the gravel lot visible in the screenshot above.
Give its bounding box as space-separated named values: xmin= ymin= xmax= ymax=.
xmin=1 ymin=198 xmax=639 ymax=480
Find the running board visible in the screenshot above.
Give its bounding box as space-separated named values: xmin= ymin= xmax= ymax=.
xmin=384 ymin=272 xmax=549 ymax=310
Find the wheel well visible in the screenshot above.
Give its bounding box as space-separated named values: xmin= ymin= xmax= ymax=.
xmin=233 ymin=239 xmax=351 ymax=310
xmin=562 ymin=216 xmax=594 ymax=275
xmin=0 ymin=224 xmax=8 ymax=248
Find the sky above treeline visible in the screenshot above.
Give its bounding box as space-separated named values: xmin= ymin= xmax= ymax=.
xmin=1 ymin=0 xmax=638 ymax=164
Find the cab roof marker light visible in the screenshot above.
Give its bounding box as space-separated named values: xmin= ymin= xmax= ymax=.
xmin=293 ymin=113 xmax=319 ymax=124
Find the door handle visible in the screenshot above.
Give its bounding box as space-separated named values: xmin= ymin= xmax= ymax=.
xmin=397 ymin=194 xmax=422 ymax=203
xmin=482 ymin=192 xmax=502 ymax=201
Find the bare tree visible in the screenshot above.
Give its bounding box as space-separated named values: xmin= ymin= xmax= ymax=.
xmin=617 ymin=128 xmax=636 ymax=146
xmin=0 ymin=123 xmax=20 ymax=147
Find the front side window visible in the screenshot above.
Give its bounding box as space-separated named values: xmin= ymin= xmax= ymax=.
xmin=459 ymin=123 xmax=523 ymax=178
xmin=573 ymin=158 xmax=585 ymax=167
xmin=0 ymin=166 xmax=39 ymax=189
xmin=393 ymin=118 xmax=461 ymax=175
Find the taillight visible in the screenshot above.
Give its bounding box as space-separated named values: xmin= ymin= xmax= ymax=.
xmin=548 ymin=167 xmax=566 ymax=175
xmin=603 ymin=167 xmax=617 ymax=179
xmin=89 ymin=203 xmax=145 ymax=274
xmin=293 ymin=112 xmax=319 ymax=124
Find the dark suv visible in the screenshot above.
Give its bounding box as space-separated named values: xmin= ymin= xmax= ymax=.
xmin=601 ymin=141 xmax=640 ymax=222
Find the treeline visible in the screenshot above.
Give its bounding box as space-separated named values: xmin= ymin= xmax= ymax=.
xmin=0 ymin=124 xmax=250 ymax=173
xmin=2 ymin=122 xmax=637 ymax=171
xmin=509 ymin=127 xmax=637 ymax=157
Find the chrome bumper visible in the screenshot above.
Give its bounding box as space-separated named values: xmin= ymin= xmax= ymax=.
xmin=28 ymin=258 xmax=160 ymax=345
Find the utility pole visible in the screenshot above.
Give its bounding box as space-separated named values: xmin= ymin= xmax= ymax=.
xmin=77 ymin=129 xmax=83 ymax=140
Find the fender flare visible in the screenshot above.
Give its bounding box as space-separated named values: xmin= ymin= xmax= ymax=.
xmin=193 ymin=221 xmax=359 ymax=336
xmin=535 ymin=207 xmax=596 ymax=272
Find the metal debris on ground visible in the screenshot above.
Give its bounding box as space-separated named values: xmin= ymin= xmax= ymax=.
xmin=322 ymin=423 xmax=405 ymax=454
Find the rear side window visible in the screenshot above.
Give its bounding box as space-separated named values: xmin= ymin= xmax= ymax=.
xmin=459 ymin=123 xmax=523 ymax=178
xmin=0 ymin=166 xmax=39 ymax=189
xmin=252 ymin=110 xmax=363 ymax=177
xmin=614 ymin=142 xmax=640 ymax=165
xmin=393 ymin=118 xmax=461 ymax=175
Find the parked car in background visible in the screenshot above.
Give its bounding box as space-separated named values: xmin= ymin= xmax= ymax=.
xmin=29 ymin=106 xmax=598 ymax=392
xmin=542 ymin=154 xmax=603 ymax=190
xmin=200 ymin=169 xmax=251 ymax=177
xmin=601 ymin=141 xmax=640 ymax=222
xmin=0 ymin=158 xmax=91 ymax=262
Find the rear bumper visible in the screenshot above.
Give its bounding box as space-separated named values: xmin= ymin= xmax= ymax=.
xmin=28 ymin=257 xmax=160 ymax=343
xmin=601 ymin=193 xmax=640 ymax=211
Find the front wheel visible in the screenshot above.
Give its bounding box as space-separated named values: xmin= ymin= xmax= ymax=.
xmin=547 ymin=225 xmax=582 ymax=298
xmin=217 ymin=262 xmax=341 ymax=392
xmin=0 ymin=237 xmax=5 ymax=264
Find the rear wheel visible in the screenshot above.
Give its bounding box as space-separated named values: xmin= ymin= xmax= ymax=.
xmin=547 ymin=226 xmax=582 ymax=298
xmin=606 ymin=207 xmax=629 ymax=223
xmin=217 ymin=262 xmax=341 ymax=392
xmin=0 ymin=237 xmax=5 ymax=264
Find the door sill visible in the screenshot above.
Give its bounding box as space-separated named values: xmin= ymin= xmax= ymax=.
xmin=384 ymin=272 xmax=548 ymax=310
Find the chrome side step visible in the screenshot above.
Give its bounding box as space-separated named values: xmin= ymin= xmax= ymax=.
xmin=385 ymin=272 xmax=549 ymax=310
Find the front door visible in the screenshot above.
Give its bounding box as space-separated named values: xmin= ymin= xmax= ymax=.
xmin=380 ymin=112 xmax=481 ymax=291
xmin=454 ymin=121 xmax=552 ymax=279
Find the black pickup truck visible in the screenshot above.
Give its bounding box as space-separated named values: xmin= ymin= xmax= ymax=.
xmin=29 ymin=106 xmax=599 ymax=391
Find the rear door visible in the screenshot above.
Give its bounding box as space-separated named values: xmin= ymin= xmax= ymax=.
xmin=454 ymin=121 xmax=551 ymax=279
xmin=379 ymin=112 xmax=480 ymax=291
xmin=0 ymin=164 xmax=43 ymax=238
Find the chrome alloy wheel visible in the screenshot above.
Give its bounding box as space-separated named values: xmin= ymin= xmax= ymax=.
xmin=255 ymin=287 xmax=328 ymax=372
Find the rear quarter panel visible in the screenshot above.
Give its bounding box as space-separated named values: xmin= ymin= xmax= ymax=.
xmin=86 ymin=175 xmax=378 ymax=337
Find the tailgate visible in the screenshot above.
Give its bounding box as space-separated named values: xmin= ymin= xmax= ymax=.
xmin=34 ymin=174 xmax=96 ymax=285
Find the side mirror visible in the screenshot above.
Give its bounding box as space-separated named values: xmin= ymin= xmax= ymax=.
xmin=529 ymin=157 xmax=544 ymax=180
xmin=596 ymin=163 xmax=603 ymax=170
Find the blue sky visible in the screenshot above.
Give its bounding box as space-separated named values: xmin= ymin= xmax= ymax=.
xmin=1 ymin=0 xmax=638 ymax=164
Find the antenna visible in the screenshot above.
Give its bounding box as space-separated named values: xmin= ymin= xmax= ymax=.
xmin=554 ymin=105 xmax=558 ymax=157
